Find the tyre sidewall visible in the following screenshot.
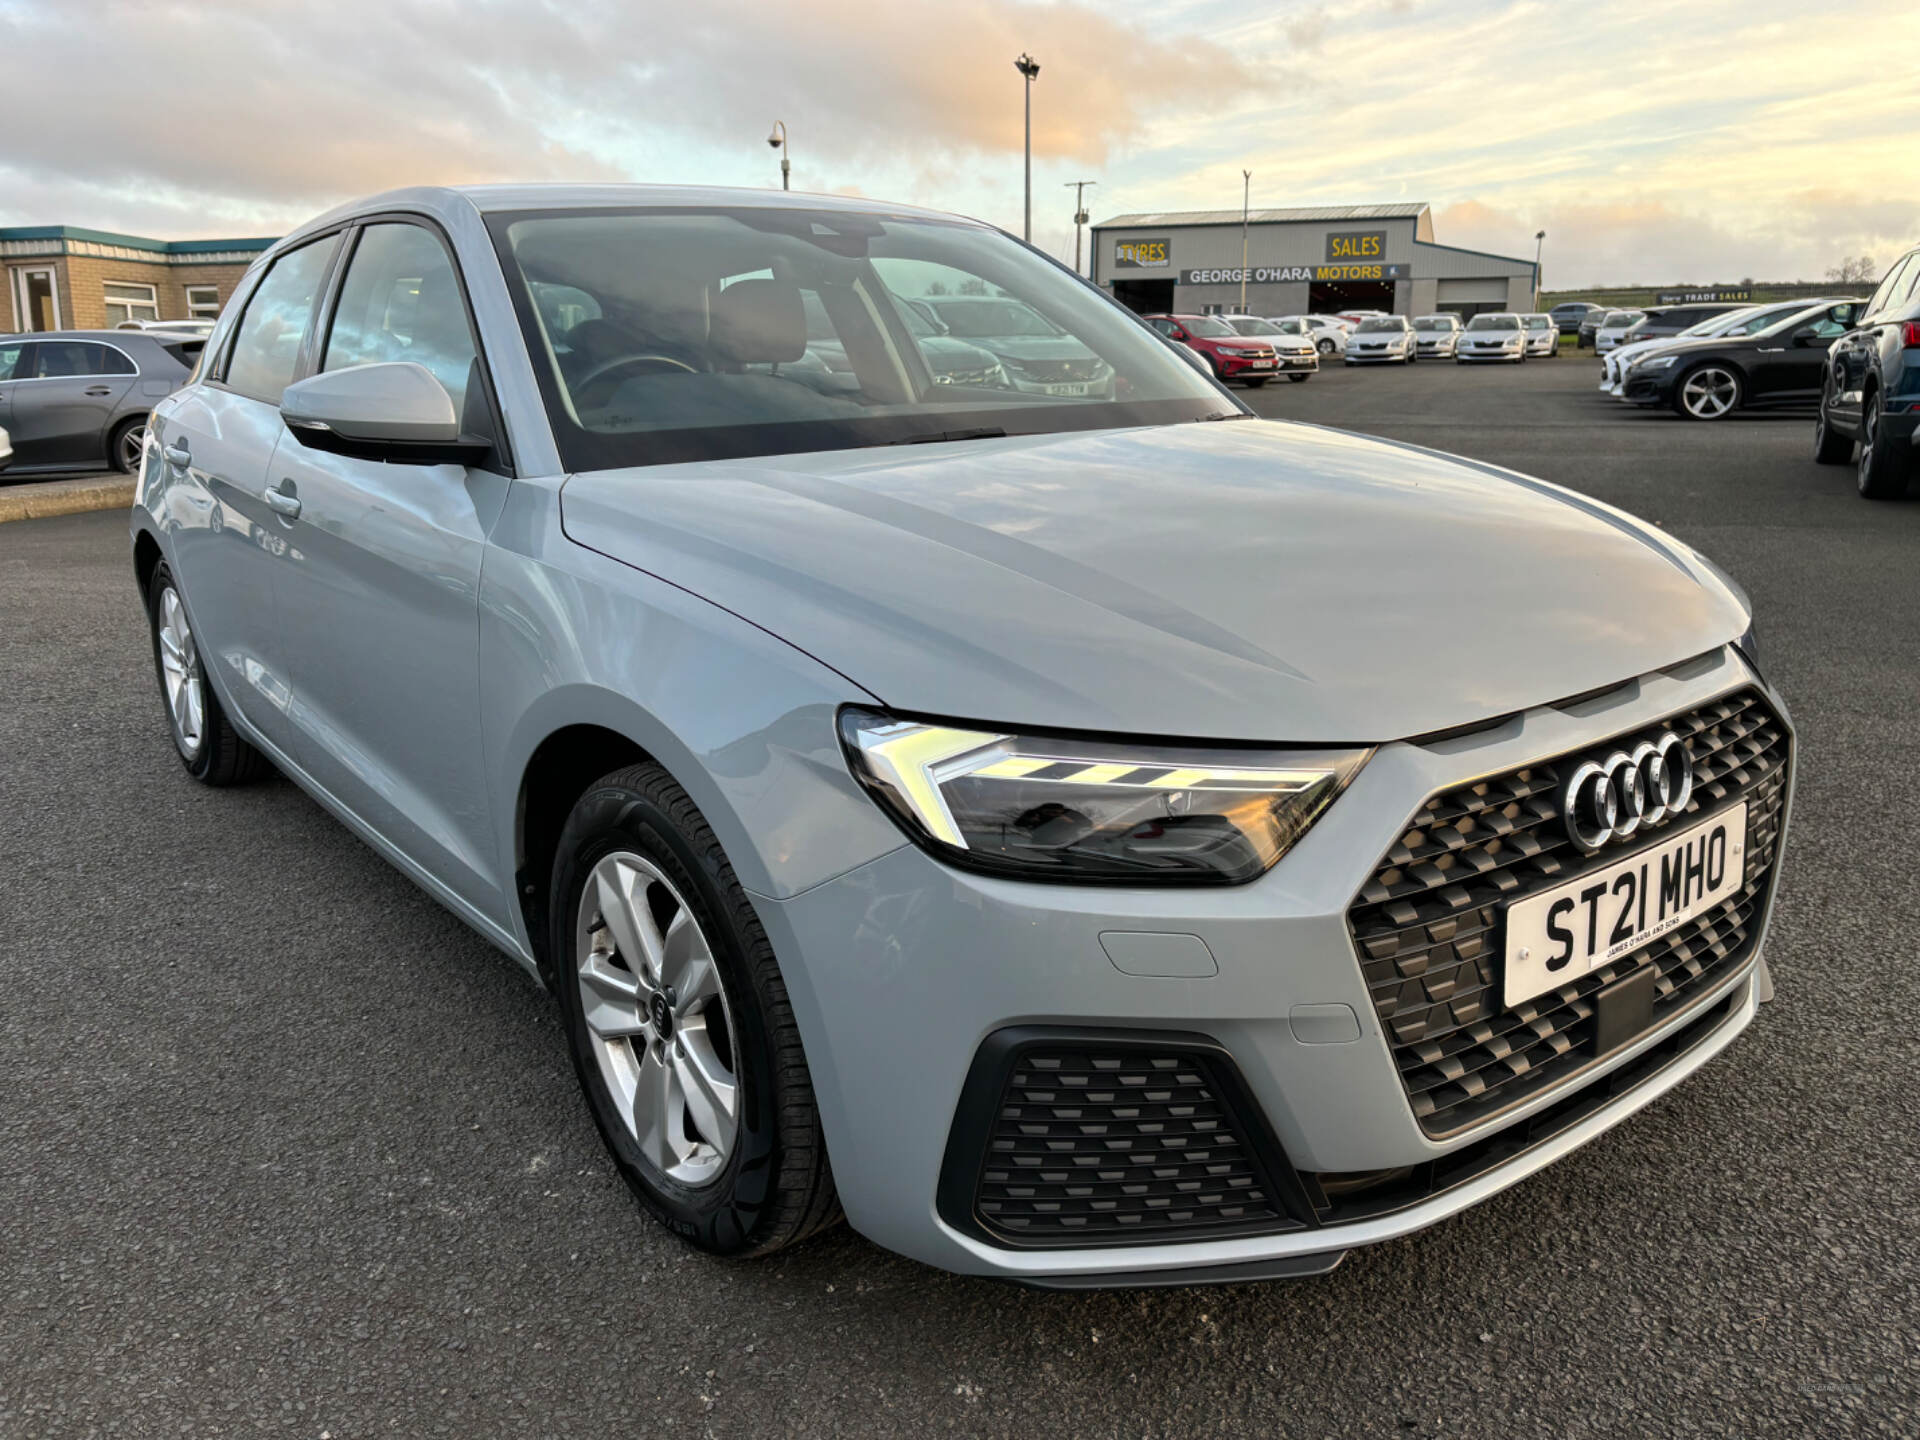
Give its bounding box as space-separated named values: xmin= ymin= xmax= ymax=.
xmin=146 ymin=561 xmax=215 ymax=780
xmin=549 ymin=778 xmax=781 ymax=1253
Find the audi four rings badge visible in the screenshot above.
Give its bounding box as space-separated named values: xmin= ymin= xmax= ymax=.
xmin=1561 ymin=732 xmax=1693 ymax=851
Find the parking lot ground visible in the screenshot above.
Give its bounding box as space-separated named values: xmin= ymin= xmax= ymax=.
xmin=3 ymin=360 xmax=1918 ymax=1437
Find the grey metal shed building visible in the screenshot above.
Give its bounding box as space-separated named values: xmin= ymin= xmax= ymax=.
xmin=1089 ymin=203 xmax=1536 ymax=319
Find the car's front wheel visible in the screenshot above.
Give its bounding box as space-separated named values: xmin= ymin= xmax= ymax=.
xmin=1814 ymin=376 xmax=1854 ymax=465
xmin=1287 ymin=372 xmax=1310 ymax=383
xmin=1676 ymin=364 xmax=1741 ymax=420
xmin=1857 ymin=391 xmax=1912 ymax=500
xmin=1317 ymin=337 xmax=1335 ymax=356
xmin=145 ymin=561 xmax=271 ymax=784
xmin=550 ymin=763 xmax=840 ymax=1256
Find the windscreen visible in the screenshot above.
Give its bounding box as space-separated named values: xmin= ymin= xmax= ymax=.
xmin=1355 ymin=317 xmax=1404 ymax=333
xmin=1413 ymin=317 xmax=1450 ymax=330
xmin=1228 ymin=317 xmax=1280 ymax=335
xmin=488 ymin=206 xmax=1237 ymax=470
xmin=1466 ymin=314 xmax=1521 ymax=331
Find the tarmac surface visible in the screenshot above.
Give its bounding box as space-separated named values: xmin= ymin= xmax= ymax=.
xmin=3 ymin=356 xmax=1916 ymax=1436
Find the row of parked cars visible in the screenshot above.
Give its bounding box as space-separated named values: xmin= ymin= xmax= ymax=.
xmin=1570 ymin=241 xmax=1920 ymax=498
xmin=0 ymin=327 xmax=208 ymax=478
xmin=1140 ymin=308 xmax=1574 ymax=382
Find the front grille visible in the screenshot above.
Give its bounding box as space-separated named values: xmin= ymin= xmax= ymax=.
xmin=1018 ymin=358 xmax=1103 ymax=383
xmin=1348 ymin=686 xmax=1789 ymax=1139
xmin=969 ymin=1046 xmax=1298 ymax=1244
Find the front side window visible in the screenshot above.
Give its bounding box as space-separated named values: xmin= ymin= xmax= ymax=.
xmin=103 ymin=281 xmax=159 ymax=328
xmin=323 ymin=223 xmax=479 ymax=421
xmin=488 ymin=206 xmax=1233 ymax=470
xmin=224 ymin=237 xmax=338 ymax=404
xmin=1864 ymin=253 xmax=1917 ymax=318
xmin=0 ymin=341 xmax=29 ymax=380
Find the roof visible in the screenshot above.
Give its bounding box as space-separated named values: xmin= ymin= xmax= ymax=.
xmin=0 ymin=225 xmax=276 ymax=255
xmin=1092 ymin=203 xmax=1430 ymax=229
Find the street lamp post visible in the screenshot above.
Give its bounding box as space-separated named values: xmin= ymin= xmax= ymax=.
xmin=1014 ymin=53 xmax=1040 ymax=241
xmin=1533 ymin=229 xmax=1546 ymax=307
xmin=1240 ymin=170 xmax=1252 ymax=314
xmin=1065 ymin=179 xmax=1096 ymax=276
xmin=767 ymin=121 xmax=790 ymax=191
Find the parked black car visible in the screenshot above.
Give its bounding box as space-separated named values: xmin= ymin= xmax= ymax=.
xmin=1549 ymin=301 xmax=1602 ymax=336
xmin=1815 ymin=246 xmax=1920 ymax=499
xmin=1576 ymin=308 xmax=1612 ymax=349
xmin=1621 ymin=303 xmax=1749 ymax=347
xmin=1621 ymin=300 xmax=1864 ymax=420
xmin=0 ymin=330 xmax=201 ymax=475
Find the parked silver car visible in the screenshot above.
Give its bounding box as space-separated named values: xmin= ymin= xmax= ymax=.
xmin=1412 ymin=314 xmax=1463 ymax=358
xmin=0 ymin=330 xmax=200 ymax=474
xmin=133 ymin=184 xmax=1789 ymax=1287
xmin=1457 ymin=313 xmax=1529 ymax=363
xmin=1522 ymin=314 xmax=1560 ymax=357
xmin=1343 ymin=315 xmax=1417 ymax=364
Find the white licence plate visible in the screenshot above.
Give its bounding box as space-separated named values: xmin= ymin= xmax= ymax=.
xmin=1042 ymin=381 xmax=1093 ymax=396
xmin=1250 ymin=359 xmax=1275 ymax=369
xmin=1503 ymin=804 xmax=1747 ymax=1007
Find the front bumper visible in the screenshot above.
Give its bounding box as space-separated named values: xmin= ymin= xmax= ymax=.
xmin=1457 ymin=345 xmax=1523 ymax=362
xmin=1346 ymin=347 xmax=1409 ymax=363
xmin=1624 ymin=370 xmax=1680 ymax=407
xmin=755 ymin=648 xmax=1790 ymax=1282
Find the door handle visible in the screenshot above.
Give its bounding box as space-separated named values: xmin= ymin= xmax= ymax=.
xmin=163 ymin=443 xmax=192 ymax=469
xmin=265 ymin=481 xmax=302 ymax=520
xmin=85 ymin=385 xmax=114 ymax=397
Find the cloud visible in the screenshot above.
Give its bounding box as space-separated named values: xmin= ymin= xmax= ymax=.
xmin=0 ymin=0 xmax=1253 ymax=236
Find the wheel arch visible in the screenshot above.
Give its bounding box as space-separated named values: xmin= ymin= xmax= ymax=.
xmin=132 ymin=526 xmax=163 ymax=599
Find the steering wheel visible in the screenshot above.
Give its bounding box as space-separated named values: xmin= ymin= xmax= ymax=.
xmin=576 ymin=352 xmax=699 ymax=397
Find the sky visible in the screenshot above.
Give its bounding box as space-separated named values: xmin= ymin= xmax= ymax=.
xmin=3 ymin=0 xmax=1917 ymax=290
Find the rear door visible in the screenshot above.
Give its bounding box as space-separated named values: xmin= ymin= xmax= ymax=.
xmin=6 ymin=341 xmax=137 ymax=469
xmin=1752 ymin=303 xmax=1856 ymax=403
xmin=265 ymin=218 xmax=513 ymax=923
xmin=158 ymin=234 xmax=341 ymax=758
xmin=0 ymin=340 xmax=26 ymax=464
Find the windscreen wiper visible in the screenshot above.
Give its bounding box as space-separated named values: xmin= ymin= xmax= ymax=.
xmin=886 ymin=426 xmax=1009 ymax=446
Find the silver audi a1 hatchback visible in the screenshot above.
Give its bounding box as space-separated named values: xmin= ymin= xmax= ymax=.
xmin=131 ymin=185 xmax=1792 ymax=1287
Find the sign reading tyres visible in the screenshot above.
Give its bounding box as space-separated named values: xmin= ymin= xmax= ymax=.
xmin=1114 ymin=238 xmax=1170 ymax=269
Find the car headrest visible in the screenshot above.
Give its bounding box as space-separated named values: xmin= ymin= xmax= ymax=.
xmin=710 ymin=279 xmax=805 ymax=365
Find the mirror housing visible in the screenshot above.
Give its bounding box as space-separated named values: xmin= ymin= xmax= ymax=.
xmin=280 ymin=362 xmax=490 ymax=465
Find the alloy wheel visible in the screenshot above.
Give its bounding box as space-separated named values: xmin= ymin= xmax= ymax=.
xmin=575 ymin=851 xmax=739 ymax=1186
xmin=156 ymin=585 xmax=205 ymax=756
xmin=119 ymin=422 xmax=148 ymax=473
xmin=1858 ymin=397 xmax=1879 ymax=489
xmin=1681 ymin=366 xmax=1738 ymax=419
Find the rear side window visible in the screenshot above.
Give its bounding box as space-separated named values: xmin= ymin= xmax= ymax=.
xmin=323 ymin=222 xmax=479 ymax=422
xmin=161 ymin=340 xmax=204 ymax=369
xmin=30 ymin=341 xmax=133 ymax=377
xmin=1863 ymin=253 xmax=1916 ymax=319
xmin=223 ymin=237 xmax=339 ymax=404
xmin=0 ymin=341 xmax=27 ymax=380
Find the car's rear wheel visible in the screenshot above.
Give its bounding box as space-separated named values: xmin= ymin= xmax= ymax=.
xmin=550 ymin=763 xmax=840 ymax=1256
xmin=1856 ymin=392 xmax=1912 ymax=500
xmin=1243 ymin=376 xmax=1267 ymax=388
xmin=1316 ymin=337 xmax=1335 ymax=356
xmin=1814 ymin=376 xmax=1854 ymax=465
xmin=1676 ymin=364 xmax=1741 ymax=420
xmin=110 ymin=416 xmax=148 ymax=475
xmin=145 ymin=561 xmax=271 ymax=784
xmin=1287 ymin=372 xmax=1310 ymax=383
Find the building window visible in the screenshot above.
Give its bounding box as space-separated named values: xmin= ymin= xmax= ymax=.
xmin=184 ymin=284 xmax=220 ymax=320
xmin=104 ymin=281 xmax=159 ymax=328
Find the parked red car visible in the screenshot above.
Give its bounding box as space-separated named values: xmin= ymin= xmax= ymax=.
xmin=1142 ymin=313 xmax=1278 ymax=386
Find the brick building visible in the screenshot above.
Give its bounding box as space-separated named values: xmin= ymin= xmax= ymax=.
xmin=3 ymin=226 xmax=277 ymax=333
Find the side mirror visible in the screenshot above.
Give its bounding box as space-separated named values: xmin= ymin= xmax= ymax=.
xmin=280 ymin=362 xmax=489 ymax=465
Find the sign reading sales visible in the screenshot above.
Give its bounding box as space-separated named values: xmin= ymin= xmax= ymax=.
xmin=1325 ymin=230 xmax=1387 ymax=261
xmin=1113 ymin=238 xmax=1170 ymax=269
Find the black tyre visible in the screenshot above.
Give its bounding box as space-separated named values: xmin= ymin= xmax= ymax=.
xmin=1813 ymin=377 xmax=1853 ymax=465
xmin=145 ymin=561 xmax=272 ymax=785
xmin=1243 ymin=376 xmax=1268 ymax=389
xmin=109 ymin=415 xmax=148 ymax=475
xmin=1857 ymin=391 xmax=1912 ymax=500
xmin=1287 ymin=372 xmax=1310 ymax=383
xmin=1316 ymin=337 xmax=1335 ymax=356
xmin=550 ymin=763 xmax=840 ymax=1257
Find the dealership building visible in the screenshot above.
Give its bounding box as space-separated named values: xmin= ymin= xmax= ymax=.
xmin=3 ymin=226 xmax=275 ymax=333
xmin=1090 ymin=203 xmax=1537 ymax=319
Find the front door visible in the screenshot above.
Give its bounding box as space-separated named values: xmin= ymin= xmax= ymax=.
xmin=3 ymin=341 xmax=136 ymax=469
xmin=267 ymin=220 xmax=510 ymax=924
xmin=158 ymin=234 xmax=341 ymax=759
xmin=1751 ymin=304 xmax=1854 ymax=403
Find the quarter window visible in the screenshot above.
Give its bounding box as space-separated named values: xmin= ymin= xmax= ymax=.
xmin=1864 ymin=254 xmax=1916 ymax=320
xmin=323 ymin=223 xmax=478 ymax=421
xmin=184 ymin=284 xmax=221 ymax=319
xmin=223 ymin=237 xmax=338 ymax=404
xmin=103 ymin=281 xmax=159 ymax=328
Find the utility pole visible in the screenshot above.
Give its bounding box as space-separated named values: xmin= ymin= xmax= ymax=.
xmin=1533 ymin=229 xmax=1546 ymax=307
xmin=1065 ymin=179 xmax=1097 ymax=276
xmin=1240 ymin=170 xmax=1252 ymax=314
xmin=1014 ymin=54 xmax=1040 ymax=241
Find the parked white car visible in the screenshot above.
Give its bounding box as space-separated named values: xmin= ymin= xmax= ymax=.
xmin=1594 ymin=310 xmax=1645 ymax=355
xmin=1522 ymin=314 xmax=1559 ymax=357
xmin=1412 ymin=314 xmax=1463 ymax=359
xmin=0 ymin=423 xmax=10 ymax=469
xmin=1343 ymin=315 xmax=1417 ymax=364
xmin=1599 ymin=302 xmax=1824 ymax=396
xmin=1219 ymin=315 xmax=1320 ymax=381
xmin=1456 ymin=312 xmax=1528 ymax=363
xmin=1272 ymin=314 xmax=1349 ymax=357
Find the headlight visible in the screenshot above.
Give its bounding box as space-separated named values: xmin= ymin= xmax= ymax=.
xmin=1634 ymin=355 xmax=1679 ymax=372
xmin=840 ymin=708 xmax=1370 ymax=885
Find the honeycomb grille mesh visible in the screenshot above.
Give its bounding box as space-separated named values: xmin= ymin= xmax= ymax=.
xmin=1348 ymin=687 xmax=1789 ymax=1138
xmin=973 ymin=1049 xmax=1287 ymax=1242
